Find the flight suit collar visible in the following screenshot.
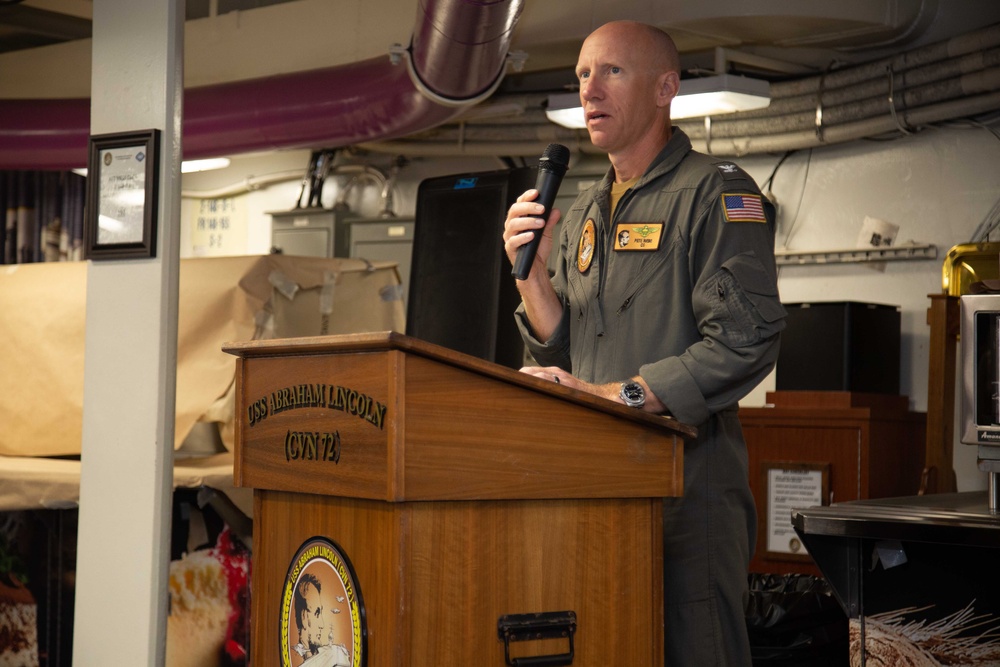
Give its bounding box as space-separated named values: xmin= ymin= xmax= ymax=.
xmin=597 ymin=127 xmax=694 ymax=199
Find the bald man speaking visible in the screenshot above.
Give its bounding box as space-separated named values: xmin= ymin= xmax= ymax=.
xmin=504 ymin=21 xmax=786 ymax=665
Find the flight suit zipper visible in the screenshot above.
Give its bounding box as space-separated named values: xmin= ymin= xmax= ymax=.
xmin=608 ymin=185 xmax=640 ymax=316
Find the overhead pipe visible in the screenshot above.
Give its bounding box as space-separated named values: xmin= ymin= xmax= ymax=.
xmin=689 ymin=89 xmax=1000 ymax=156
xmin=176 ymin=164 xmax=388 ymax=201
xmin=0 ymin=0 xmax=525 ymax=170
xmin=360 ymin=138 xmax=603 ymax=158
xmin=736 ymin=46 xmax=1000 ymax=123
xmin=682 ymin=66 xmax=1000 ymax=141
xmin=362 ymin=82 xmax=1000 ymax=158
xmin=772 ymin=21 xmax=1000 ymax=99
xmin=363 ymin=22 xmax=1000 ymax=158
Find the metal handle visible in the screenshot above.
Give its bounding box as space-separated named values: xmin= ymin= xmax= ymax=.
xmin=497 ymin=611 xmax=576 ymax=667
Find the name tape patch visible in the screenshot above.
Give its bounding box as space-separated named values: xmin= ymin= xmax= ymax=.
xmin=614 ymin=223 xmax=663 ymax=251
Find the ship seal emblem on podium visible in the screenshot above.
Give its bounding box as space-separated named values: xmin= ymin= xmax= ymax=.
xmin=280 ymin=536 xmax=366 ymax=667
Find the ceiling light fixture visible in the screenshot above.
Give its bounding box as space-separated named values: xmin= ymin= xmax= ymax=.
xmin=545 ymin=74 xmax=771 ymax=128
xmin=72 ymin=157 xmax=232 ymax=177
xmin=545 ymin=92 xmax=587 ymax=129
xmin=670 ymin=74 xmax=771 ymax=120
xmin=180 ymin=157 xmax=232 ymax=174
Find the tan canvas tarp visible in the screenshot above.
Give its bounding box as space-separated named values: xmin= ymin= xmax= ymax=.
xmin=0 ymin=254 xmax=405 ymax=458
xmin=0 ymin=452 xmax=252 ymax=513
xmin=1 ymin=261 xmax=87 ymax=457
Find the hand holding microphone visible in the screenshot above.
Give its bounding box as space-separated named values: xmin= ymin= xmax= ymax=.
xmin=511 ymin=143 xmax=570 ymax=280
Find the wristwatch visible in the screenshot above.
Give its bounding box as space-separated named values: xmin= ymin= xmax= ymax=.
xmin=619 ymin=381 xmax=646 ymax=409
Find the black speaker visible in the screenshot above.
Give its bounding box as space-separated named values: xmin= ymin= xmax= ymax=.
xmin=776 ymin=301 xmax=901 ymax=394
xmin=406 ymin=167 xmax=536 ymax=369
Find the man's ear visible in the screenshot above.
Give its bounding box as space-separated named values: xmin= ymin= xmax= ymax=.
xmin=657 ymin=71 xmax=680 ymax=108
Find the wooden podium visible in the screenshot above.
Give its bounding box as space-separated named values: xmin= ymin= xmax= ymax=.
xmin=224 ymin=332 xmax=691 ymax=667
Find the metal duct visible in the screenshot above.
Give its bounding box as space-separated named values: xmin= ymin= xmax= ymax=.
xmin=0 ymin=0 xmax=524 ymax=170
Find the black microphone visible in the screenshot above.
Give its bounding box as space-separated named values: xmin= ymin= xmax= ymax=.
xmin=511 ymin=143 xmax=570 ymax=280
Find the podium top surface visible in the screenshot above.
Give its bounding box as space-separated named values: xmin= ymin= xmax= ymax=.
xmin=224 ymin=331 xmax=697 ymax=439
xmin=225 ymin=332 xmax=691 ymax=501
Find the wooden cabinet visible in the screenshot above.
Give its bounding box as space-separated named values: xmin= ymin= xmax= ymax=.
xmin=739 ymin=391 xmax=926 ymax=576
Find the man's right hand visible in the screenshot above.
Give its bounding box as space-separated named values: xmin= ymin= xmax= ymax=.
xmin=502 ymin=188 xmax=561 ymax=281
xmin=502 ymin=188 xmax=565 ymax=343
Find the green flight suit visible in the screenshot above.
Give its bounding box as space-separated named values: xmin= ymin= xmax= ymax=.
xmin=515 ymin=128 xmax=786 ymax=666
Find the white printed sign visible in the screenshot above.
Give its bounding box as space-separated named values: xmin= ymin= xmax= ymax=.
xmin=766 ymin=467 xmax=824 ymax=556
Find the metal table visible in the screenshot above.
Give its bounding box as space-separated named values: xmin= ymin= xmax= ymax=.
xmin=793 ymin=491 xmax=1000 ymax=665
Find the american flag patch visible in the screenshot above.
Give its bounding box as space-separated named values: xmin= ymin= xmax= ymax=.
xmin=721 ymin=193 xmax=767 ymax=223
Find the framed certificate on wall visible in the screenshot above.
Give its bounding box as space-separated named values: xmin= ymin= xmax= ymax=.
xmin=762 ymin=461 xmax=829 ymax=560
xmin=85 ymin=129 xmax=161 ymax=260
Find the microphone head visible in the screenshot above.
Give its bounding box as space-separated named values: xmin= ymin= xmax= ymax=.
xmin=539 ymin=143 xmax=570 ymax=172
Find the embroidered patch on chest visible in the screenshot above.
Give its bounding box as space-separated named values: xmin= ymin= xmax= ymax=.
xmin=577 ymin=218 xmax=596 ymax=272
xmin=721 ymin=193 xmax=767 ymax=223
xmin=613 ymin=223 xmax=663 ymax=251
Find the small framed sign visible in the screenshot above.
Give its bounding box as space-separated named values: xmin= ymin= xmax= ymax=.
xmin=761 ymin=461 xmax=829 ymax=561
xmin=85 ymin=129 xmax=161 ymax=260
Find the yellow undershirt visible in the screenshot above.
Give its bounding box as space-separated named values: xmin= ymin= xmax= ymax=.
xmin=610 ymin=177 xmax=640 ymax=218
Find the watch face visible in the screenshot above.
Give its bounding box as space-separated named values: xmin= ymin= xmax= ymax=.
xmin=621 ymin=382 xmax=645 ymax=406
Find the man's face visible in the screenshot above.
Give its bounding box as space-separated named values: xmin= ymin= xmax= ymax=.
xmin=575 ymin=25 xmax=662 ymax=156
xmin=300 ymin=583 xmax=324 ymax=651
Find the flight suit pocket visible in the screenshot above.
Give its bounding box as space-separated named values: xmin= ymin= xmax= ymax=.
xmin=612 ymin=227 xmax=678 ymax=314
xmin=705 ymin=253 xmax=786 ymax=348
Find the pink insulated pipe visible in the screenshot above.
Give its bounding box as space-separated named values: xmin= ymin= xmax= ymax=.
xmin=0 ymin=0 xmax=524 ymax=170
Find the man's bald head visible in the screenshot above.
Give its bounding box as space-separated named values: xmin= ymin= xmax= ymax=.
xmin=585 ymin=21 xmax=680 ymax=78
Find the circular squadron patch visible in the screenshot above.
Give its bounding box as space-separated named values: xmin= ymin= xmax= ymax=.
xmin=577 ymin=218 xmax=596 ymax=273
xmin=280 ymin=537 xmax=366 ymax=667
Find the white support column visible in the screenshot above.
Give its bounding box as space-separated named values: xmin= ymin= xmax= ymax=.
xmin=73 ymin=0 xmax=183 ymax=664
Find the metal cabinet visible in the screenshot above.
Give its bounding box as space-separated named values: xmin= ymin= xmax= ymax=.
xmin=269 ymin=208 xmax=337 ymax=257
xmin=334 ymin=217 xmax=415 ymax=304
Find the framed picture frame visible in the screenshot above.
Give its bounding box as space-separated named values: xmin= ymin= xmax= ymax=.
xmin=760 ymin=460 xmax=830 ymax=561
xmin=85 ymin=129 xmax=161 ymax=260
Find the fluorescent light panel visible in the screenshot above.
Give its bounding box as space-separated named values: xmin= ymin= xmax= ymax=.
xmin=181 ymin=157 xmax=232 ymax=173
xmin=545 ymin=92 xmax=587 ymax=129
xmin=545 ymin=74 xmax=771 ymax=128
xmin=671 ymin=74 xmax=771 ymax=119
xmin=71 ymin=157 xmax=231 ymax=177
